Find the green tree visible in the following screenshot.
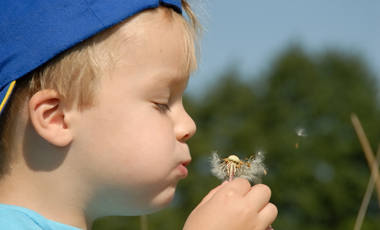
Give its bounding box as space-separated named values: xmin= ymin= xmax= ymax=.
xmin=255 ymin=46 xmax=380 ymax=230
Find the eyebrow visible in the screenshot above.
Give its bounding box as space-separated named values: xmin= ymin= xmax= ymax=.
xmin=143 ymin=69 xmax=190 ymax=94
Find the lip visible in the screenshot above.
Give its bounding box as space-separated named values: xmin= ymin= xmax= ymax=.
xmin=181 ymin=159 xmax=191 ymax=167
xmin=177 ymin=159 xmax=191 ymax=178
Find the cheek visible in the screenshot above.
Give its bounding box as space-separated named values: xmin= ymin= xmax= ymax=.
xmin=71 ymin=99 xmax=178 ymax=181
xmin=92 ymin=107 xmax=175 ymax=172
xmin=119 ymin=115 xmax=176 ymax=171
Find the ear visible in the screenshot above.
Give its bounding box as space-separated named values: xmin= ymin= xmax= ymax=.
xmin=29 ymin=90 xmax=73 ymax=147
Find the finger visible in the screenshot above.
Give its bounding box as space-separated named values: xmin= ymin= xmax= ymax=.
xmin=245 ymin=184 xmax=272 ymax=211
xmin=217 ymin=177 xmax=252 ymax=197
xmin=198 ymin=181 xmax=228 ymax=206
xmin=258 ymin=202 xmax=278 ymax=228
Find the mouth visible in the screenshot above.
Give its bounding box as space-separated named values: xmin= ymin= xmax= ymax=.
xmin=177 ymin=159 xmax=191 ymax=178
xmin=181 ymin=159 xmax=191 ymax=167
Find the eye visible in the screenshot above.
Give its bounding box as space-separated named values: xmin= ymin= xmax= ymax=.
xmin=154 ymin=103 xmax=170 ymax=113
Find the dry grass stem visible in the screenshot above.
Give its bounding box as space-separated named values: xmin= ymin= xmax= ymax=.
xmin=353 ymin=144 xmax=380 ymax=230
xmin=140 ymin=215 xmax=148 ymax=230
xmin=350 ymin=114 xmax=380 ymax=205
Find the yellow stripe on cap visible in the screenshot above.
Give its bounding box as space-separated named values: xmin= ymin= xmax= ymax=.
xmin=0 ymin=81 xmax=16 ymax=113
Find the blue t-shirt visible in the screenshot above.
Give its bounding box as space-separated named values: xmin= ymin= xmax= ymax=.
xmin=0 ymin=204 xmax=82 ymax=230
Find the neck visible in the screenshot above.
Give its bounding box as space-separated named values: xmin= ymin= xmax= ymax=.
xmin=0 ymin=154 xmax=94 ymax=229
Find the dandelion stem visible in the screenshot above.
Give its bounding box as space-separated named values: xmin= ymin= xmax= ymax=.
xmin=228 ymin=163 xmax=235 ymax=181
xmin=229 ymin=171 xmax=234 ymax=181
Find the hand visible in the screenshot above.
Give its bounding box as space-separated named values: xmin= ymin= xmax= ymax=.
xmin=183 ymin=178 xmax=277 ymax=230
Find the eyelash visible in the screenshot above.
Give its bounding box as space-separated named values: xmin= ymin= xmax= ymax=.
xmin=155 ymin=103 xmax=170 ymax=113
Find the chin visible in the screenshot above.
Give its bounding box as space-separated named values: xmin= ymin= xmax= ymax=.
xmin=101 ymin=194 xmax=176 ymax=217
xmin=146 ymin=186 xmax=176 ymax=214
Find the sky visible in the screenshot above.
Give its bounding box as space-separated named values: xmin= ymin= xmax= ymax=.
xmin=185 ymin=0 xmax=380 ymax=98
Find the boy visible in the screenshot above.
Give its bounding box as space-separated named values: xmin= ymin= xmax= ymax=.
xmin=0 ymin=0 xmax=277 ymax=229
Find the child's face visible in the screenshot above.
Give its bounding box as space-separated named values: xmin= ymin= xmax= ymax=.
xmin=67 ymin=10 xmax=196 ymax=217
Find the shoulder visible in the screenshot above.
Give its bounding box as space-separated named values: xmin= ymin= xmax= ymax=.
xmin=0 ymin=204 xmax=83 ymax=230
xmin=0 ymin=204 xmax=45 ymax=229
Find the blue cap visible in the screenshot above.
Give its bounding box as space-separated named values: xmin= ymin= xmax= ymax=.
xmin=0 ymin=0 xmax=182 ymax=114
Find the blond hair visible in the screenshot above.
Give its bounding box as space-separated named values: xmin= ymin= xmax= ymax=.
xmin=0 ymin=1 xmax=201 ymax=175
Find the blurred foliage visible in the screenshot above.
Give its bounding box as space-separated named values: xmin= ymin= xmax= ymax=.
xmin=93 ymin=45 xmax=380 ymax=230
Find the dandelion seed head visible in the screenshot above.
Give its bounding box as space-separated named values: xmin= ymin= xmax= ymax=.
xmin=210 ymin=151 xmax=267 ymax=184
xmin=227 ymin=155 xmax=241 ymax=164
xmin=296 ymin=127 xmax=307 ymax=137
xmin=295 ymin=128 xmax=307 ymax=148
xmin=210 ymin=152 xmax=227 ymax=181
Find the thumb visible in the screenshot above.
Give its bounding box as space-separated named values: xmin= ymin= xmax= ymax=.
xmin=197 ymin=181 xmax=228 ymax=207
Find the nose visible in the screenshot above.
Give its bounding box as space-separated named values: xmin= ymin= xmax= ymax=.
xmin=175 ymin=105 xmax=196 ymax=142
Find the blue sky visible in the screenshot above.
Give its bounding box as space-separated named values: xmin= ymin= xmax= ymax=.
xmin=186 ymin=0 xmax=380 ymax=98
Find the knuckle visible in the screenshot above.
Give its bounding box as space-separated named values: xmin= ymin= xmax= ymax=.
xmin=255 ymin=183 xmax=272 ymax=196
xmin=234 ymin=177 xmax=251 ymax=190
xmin=216 ymin=189 xmax=240 ymax=203
xmin=240 ymin=205 xmax=253 ymax=216
xmin=264 ymin=203 xmax=278 ymax=222
xmin=222 ymin=190 xmax=237 ymax=199
xmin=268 ymin=203 xmax=278 ymax=217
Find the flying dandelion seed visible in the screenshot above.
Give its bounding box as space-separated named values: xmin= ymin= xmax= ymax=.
xmin=211 ymin=152 xmax=267 ymax=184
xmin=295 ymin=127 xmax=307 ymax=148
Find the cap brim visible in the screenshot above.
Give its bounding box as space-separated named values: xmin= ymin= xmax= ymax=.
xmin=0 ymin=81 xmax=16 ymax=114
